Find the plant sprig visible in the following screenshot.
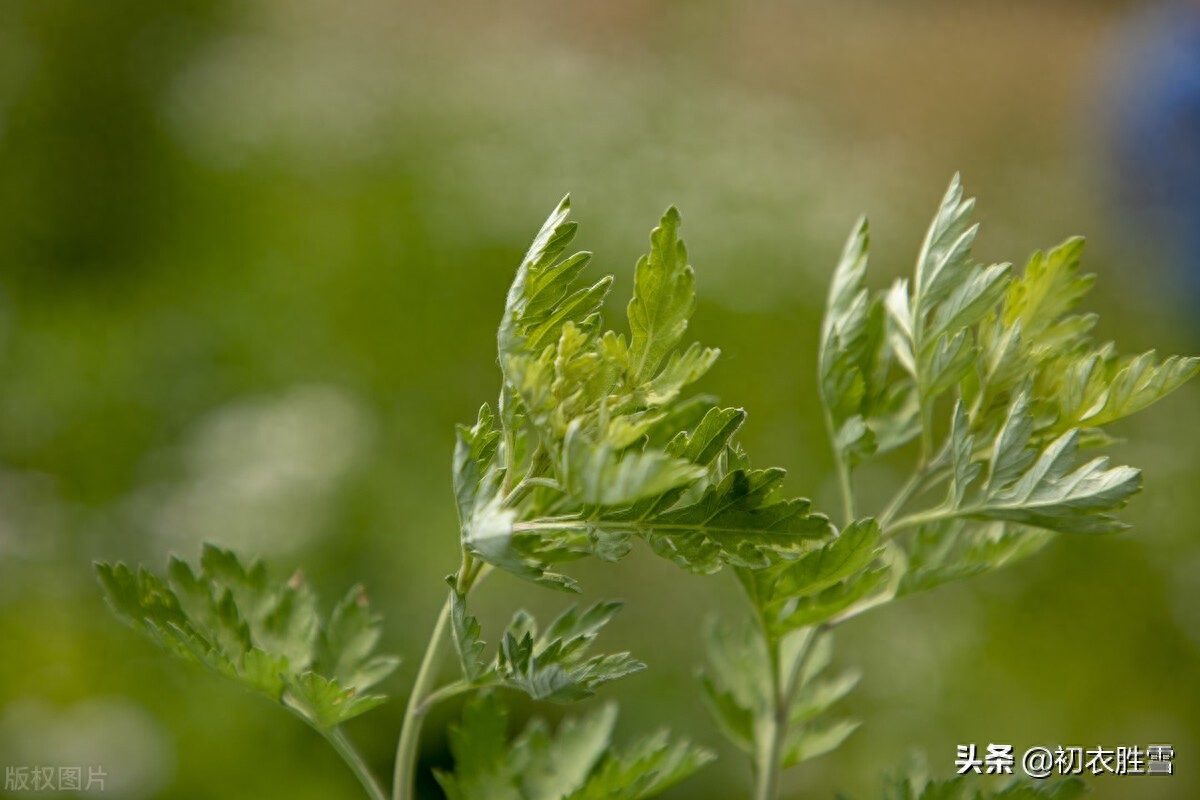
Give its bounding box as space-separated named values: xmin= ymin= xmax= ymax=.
xmin=97 ymin=176 xmax=1197 ymax=800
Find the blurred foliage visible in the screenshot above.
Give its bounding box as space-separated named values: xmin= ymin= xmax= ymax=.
xmin=0 ymin=1 xmax=1197 ymax=799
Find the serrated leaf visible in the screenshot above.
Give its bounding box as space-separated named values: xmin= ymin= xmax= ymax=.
xmin=823 ymin=216 xmax=872 ymax=348
xmin=898 ymin=520 xmax=1053 ymax=597
xmin=819 ymin=218 xmax=905 ymax=467
xmin=642 ymin=341 xmax=720 ymax=406
xmin=518 ymin=703 xmax=616 ymax=799
xmin=639 ymin=468 xmax=833 ymax=573
xmin=987 ymin=393 xmax=1036 ymax=492
xmin=449 ymin=584 xmax=491 ymax=684
xmin=947 ymin=402 xmax=981 ymax=506
xmin=667 ymin=406 xmax=747 ymax=467
xmin=499 ymin=196 xmax=597 ymax=369
xmin=437 ymin=694 xmax=711 ymax=800
xmin=560 ymin=419 xmax=705 ymax=507
xmin=454 ymin=406 xmax=579 ymax=592
xmin=699 ymin=616 xmax=771 ymax=756
xmin=927 ymin=263 xmax=1011 ymax=343
xmin=923 ymin=328 xmax=976 ymax=398
xmin=905 ymin=394 xmax=1145 ymax=538
xmin=1076 ymin=350 xmax=1200 ymax=428
xmin=1002 ymin=237 xmax=1094 ymax=346
xmin=435 ymin=693 xmax=522 ymax=800
xmin=773 ymin=567 xmax=890 ymax=633
xmin=458 ymin=599 xmax=644 ymax=703
xmin=568 ymin=729 xmax=715 ymax=800
xmin=97 ymin=548 xmax=397 ymax=732
xmin=913 ymin=174 xmax=978 ymax=317
xmin=699 ymin=672 xmax=756 ymax=754
xmin=627 ymin=206 xmax=696 ymax=384
xmin=317 ymin=584 xmax=399 ymax=691
xmin=788 ymin=669 xmax=862 ymax=725
xmin=979 ymin=432 xmax=1142 ymax=533
xmin=781 ymin=717 xmax=860 ymax=768
xmin=770 ymin=518 xmax=883 ymax=600
xmin=284 ymin=671 xmax=387 ymax=728
xmin=885 ymin=279 xmax=917 ymax=378
xmin=873 ymin=770 xmax=1086 ymax=800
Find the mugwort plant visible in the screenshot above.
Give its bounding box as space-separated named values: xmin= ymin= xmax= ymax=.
xmin=98 ymin=176 xmax=1198 ymax=799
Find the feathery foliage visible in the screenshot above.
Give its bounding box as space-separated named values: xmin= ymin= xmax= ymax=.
xmin=97 ymin=176 xmax=1196 ymax=800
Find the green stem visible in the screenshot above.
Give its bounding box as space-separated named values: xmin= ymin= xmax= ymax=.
xmin=392 ymin=594 xmax=452 ymax=800
xmin=879 ymin=439 xmax=955 ymax=529
xmin=415 ymin=680 xmax=476 ymax=716
xmin=833 ymin=452 xmax=855 ymax=529
xmin=754 ymin=639 xmax=785 ymax=800
xmin=879 ymin=470 xmax=924 ymax=529
xmin=885 ymin=507 xmax=962 ymax=538
xmin=323 ymin=727 xmax=389 ymax=800
xmin=392 ymin=559 xmax=492 ymax=800
xmin=739 ymin=571 xmax=785 ymax=800
xmin=821 ymin=407 xmax=856 ymax=527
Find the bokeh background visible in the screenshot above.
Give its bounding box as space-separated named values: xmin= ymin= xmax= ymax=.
xmin=1 ymin=1 xmax=1198 ymax=798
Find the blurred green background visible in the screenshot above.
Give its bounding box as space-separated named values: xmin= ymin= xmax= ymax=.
xmin=1 ymin=1 xmax=1197 ymax=798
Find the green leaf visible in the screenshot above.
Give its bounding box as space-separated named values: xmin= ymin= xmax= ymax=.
xmin=453 ymin=403 xmax=503 ymax=529
xmin=782 ymin=717 xmax=861 ymax=768
xmin=987 ymin=393 xmax=1036 ymax=493
xmin=316 ymin=584 xmax=400 ymax=692
xmin=436 ymin=694 xmax=712 ymax=800
xmin=284 ymin=671 xmax=388 ymax=728
xmin=770 ymin=518 xmax=883 ymax=599
xmin=637 ymin=468 xmax=833 ymax=574
xmin=1002 ymin=237 xmax=1094 ymax=349
xmin=899 ymin=393 xmax=1144 ymax=539
xmin=947 ymin=402 xmax=981 ymax=506
xmin=927 ymin=263 xmax=1011 ymax=344
xmin=499 ymin=196 xmax=598 ymax=369
xmin=913 ymin=174 xmax=978 ymax=319
xmin=870 ymin=765 xmax=1087 ymax=800
xmin=975 ymin=429 xmax=1142 ymax=533
xmin=96 ymin=547 xmax=397 ymax=732
xmin=449 ymin=584 xmax=492 ymax=684
xmin=898 ymin=520 xmax=1053 ymax=597
xmin=788 ymin=669 xmax=861 ymax=726
xmin=453 ymin=596 xmax=645 ymax=703
xmin=560 ymin=419 xmax=705 ymax=507
xmin=699 ymin=617 xmax=769 ymax=756
xmin=1072 ymin=350 xmax=1200 ymax=428
xmin=772 ymin=567 xmax=890 ymax=634
xmin=435 ymin=693 xmax=523 ymax=800
xmin=520 ymin=704 xmax=618 ymax=799
xmin=496 ymin=602 xmax=645 ymax=703
xmin=472 ymin=202 xmax=748 ymax=589
xmin=702 ymin=621 xmax=861 ymax=777
xmin=627 ymin=207 xmax=696 ymax=384
xmin=454 ymin=403 xmax=579 ymax=592
xmin=819 ymin=217 xmax=911 ymax=466
xmin=666 ymin=406 xmax=747 ymax=468
xmin=568 ymin=728 xmax=715 ymax=800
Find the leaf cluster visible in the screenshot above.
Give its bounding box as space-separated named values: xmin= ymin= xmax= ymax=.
xmin=822 ymin=175 xmax=1198 ymax=590
xmin=435 ymin=694 xmax=713 ymax=800
xmin=94 ymin=178 xmax=1197 ymax=800
xmin=866 ymin=757 xmax=1086 ymax=800
xmin=455 ymin=198 xmax=834 ymax=591
xmin=702 ymin=621 xmax=861 ymax=774
xmin=449 ymin=588 xmax=644 ymax=703
xmin=96 ymin=545 xmax=398 ymax=730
